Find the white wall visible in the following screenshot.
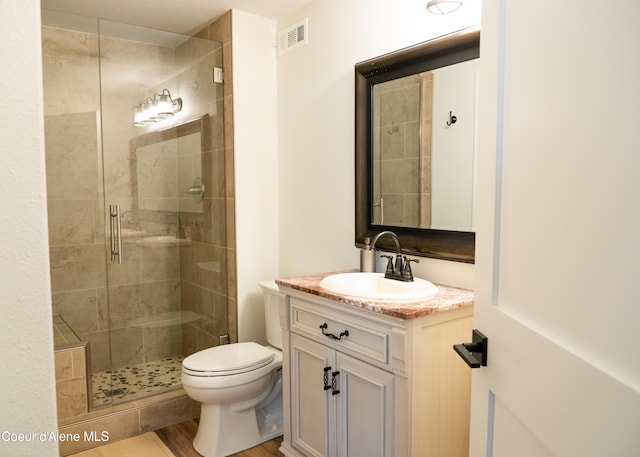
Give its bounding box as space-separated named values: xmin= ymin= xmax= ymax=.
xmin=232 ymin=10 xmax=280 ymax=342
xmin=0 ymin=1 xmax=59 ymax=455
xmin=277 ymin=0 xmax=480 ymax=289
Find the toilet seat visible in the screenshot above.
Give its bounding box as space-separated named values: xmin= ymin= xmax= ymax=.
xmin=183 ymin=342 xmax=275 ymax=377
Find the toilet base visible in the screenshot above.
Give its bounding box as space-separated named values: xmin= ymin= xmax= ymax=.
xmin=193 ymin=401 xmax=283 ymax=457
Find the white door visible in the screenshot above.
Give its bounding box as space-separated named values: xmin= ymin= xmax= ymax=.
xmin=468 ymin=1 xmax=640 ymax=456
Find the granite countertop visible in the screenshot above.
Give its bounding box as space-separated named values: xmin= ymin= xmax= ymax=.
xmin=276 ymin=271 xmax=474 ymax=320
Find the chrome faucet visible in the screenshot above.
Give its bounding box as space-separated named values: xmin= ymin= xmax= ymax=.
xmin=370 ymin=231 xmax=419 ymax=282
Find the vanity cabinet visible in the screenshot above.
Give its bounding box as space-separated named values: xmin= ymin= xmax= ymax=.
xmin=278 ymin=277 xmax=474 ymax=457
xmin=290 ymin=334 xmax=394 ymax=456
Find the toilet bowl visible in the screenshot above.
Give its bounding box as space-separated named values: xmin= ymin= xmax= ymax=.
xmin=181 ymin=280 xmax=283 ymax=457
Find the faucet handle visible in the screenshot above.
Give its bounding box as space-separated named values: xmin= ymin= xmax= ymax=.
xmin=402 ymin=256 xmax=420 ymax=280
xmin=380 ymin=254 xmax=395 ymax=274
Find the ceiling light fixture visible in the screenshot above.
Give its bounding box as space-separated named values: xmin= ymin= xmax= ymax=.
xmin=426 ymin=0 xmax=464 ymax=15
xmin=133 ymin=89 xmax=182 ymax=127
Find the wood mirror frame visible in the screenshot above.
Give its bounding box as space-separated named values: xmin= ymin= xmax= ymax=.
xmin=355 ymin=27 xmax=479 ymax=263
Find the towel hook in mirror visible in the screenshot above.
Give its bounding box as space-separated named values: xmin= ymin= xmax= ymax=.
xmin=446 ymin=110 xmax=457 ymax=127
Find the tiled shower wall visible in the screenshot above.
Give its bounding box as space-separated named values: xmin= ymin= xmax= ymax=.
xmin=54 ymin=345 xmax=88 ymax=420
xmin=43 ymin=10 xmax=236 ymax=392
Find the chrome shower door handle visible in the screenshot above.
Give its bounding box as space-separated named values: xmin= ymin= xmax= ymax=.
xmin=109 ymin=205 xmax=115 ymax=262
xmin=109 ymin=204 xmax=123 ymax=264
xmin=115 ymin=205 xmax=122 ymax=264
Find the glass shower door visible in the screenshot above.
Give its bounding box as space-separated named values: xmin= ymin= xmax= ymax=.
xmin=96 ymin=19 xmax=227 ymax=406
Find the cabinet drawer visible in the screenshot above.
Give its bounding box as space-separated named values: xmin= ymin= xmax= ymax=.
xmin=289 ymin=297 xmax=392 ymax=368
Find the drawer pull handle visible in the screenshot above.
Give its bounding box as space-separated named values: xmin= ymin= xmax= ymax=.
xmin=319 ymin=323 xmax=349 ymax=341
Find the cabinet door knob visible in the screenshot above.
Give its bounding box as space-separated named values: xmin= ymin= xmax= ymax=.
xmin=453 ymin=329 xmax=488 ymax=368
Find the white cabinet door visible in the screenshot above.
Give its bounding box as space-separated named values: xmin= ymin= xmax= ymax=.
xmin=290 ymin=333 xmax=395 ymax=457
xmin=335 ymin=352 xmax=394 ymax=457
xmin=290 ymin=333 xmax=335 ymax=457
xmin=471 ymin=1 xmax=640 ymax=456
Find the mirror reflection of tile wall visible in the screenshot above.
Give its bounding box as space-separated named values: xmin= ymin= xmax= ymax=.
xmin=373 ymin=74 xmax=430 ymax=227
xmin=419 ymin=73 xmax=434 ymax=228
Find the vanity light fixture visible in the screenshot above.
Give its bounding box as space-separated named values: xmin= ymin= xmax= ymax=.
xmin=133 ymin=89 xmax=182 ymax=127
xmin=426 ymin=0 xmax=464 ymax=15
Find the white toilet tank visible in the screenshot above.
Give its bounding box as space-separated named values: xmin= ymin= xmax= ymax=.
xmin=259 ymin=280 xmax=282 ymax=350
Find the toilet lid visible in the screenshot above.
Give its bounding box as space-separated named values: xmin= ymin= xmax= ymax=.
xmin=182 ymin=342 xmax=274 ymax=375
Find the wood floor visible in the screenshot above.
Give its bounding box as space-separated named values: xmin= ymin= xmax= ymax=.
xmin=154 ymin=419 xmax=284 ymax=457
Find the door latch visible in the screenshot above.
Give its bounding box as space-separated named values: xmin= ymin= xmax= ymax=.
xmin=453 ymin=329 xmax=488 ymax=368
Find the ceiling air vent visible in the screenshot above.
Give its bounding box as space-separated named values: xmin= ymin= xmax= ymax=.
xmin=278 ymin=18 xmax=308 ymax=56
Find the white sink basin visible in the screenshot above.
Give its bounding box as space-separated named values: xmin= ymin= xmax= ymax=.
xmin=319 ymin=272 xmax=438 ymax=301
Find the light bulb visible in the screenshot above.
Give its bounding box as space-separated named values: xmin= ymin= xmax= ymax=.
xmin=133 ymin=104 xmax=146 ymax=127
xmin=141 ymin=99 xmax=155 ymax=125
xmin=155 ymin=93 xmax=174 ymax=119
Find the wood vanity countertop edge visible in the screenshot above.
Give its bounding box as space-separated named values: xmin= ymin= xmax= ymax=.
xmin=275 ymin=270 xmax=474 ymax=320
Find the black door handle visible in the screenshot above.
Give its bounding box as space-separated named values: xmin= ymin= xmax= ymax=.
xmin=453 ymin=329 xmax=488 ymax=368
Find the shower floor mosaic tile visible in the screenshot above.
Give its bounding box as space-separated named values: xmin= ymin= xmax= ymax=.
xmin=92 ymin=356 xmax=184 ymax=406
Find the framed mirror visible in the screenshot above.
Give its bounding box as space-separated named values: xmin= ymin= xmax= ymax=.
xmin=355 ymin=27 xmax=479 ymax=263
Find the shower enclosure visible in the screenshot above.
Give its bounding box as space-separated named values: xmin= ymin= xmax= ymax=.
xmin=42 ymin=10 xmax=231 ymax=409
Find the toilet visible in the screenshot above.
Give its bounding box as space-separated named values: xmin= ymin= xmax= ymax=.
xmin=181 ymin=280 xmax=283 ymax=457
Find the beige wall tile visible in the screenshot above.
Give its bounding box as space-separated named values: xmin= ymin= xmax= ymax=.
xmin=55 ymin=350 xmax=73 ymax=380
xmin=49 ymin=244 xmax=107 ymax=293
xmin=56 ymin=377 xmax=88 ymax=420
xmin=41 ymin=25 xmax=97 ymax=59
xmin=47 ymin=200 xmax=97 ymax=246
xmin=52 ymin=289 xmax=99 ymax=335
xmin=109 ymin=326 xmax=144 ymax=367
xmin=71 ymin=347 xmax=86 ymax=377
xmin=143 ymin=319 xmax=182 ymax=361
xmin=140 ymin=246 xmax=180 ymax=282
